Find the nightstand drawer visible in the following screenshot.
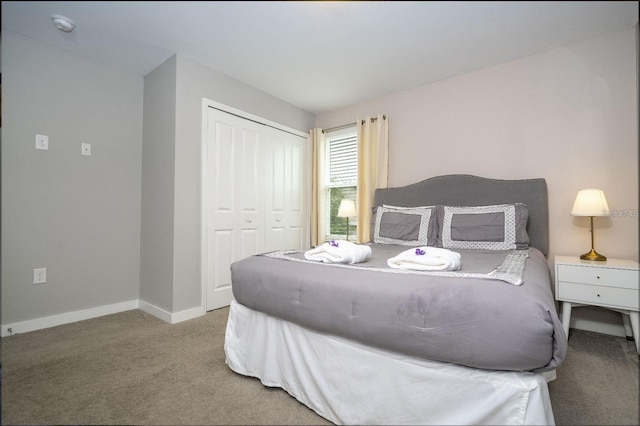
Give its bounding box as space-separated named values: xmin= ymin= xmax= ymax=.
xmin=556 ymin=264 xmax=638 ymax=290
xmin=557 ymin=282 xmax=639 ymax=310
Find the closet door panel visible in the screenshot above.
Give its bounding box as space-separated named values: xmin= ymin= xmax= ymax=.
xmin=211 ymin=121 xmax=234 ymax=219
xmin=206 ymin=108 xmax=264 ymax=310
xmin=238 ymin=129 xmax=260 ymax=218
xmin=206 ymin=115 xmax=235 ymax=310
xmin=211 ymin=229 xmax=233 ymax=296
xmin=284 ymin=136 xmax=307 ymax=250
xmin=205 ymin=105 xmax=307 ymax=310
xmin=288 ymin=139 xmax=306 ymax=237
xmin=265 ymin=131 xmax=307 ymax=251
xmin=270 ymin=139 xmax=286 ymax=220
xmin=235 ymin=127 xmax=264 ymax=256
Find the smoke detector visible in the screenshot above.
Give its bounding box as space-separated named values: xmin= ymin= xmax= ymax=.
xmin=51 ymin=14 xmax=75 ymax=32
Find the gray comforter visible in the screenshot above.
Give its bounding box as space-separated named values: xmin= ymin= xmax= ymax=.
xmin=230 ymin=244 xmax=567 ymax=372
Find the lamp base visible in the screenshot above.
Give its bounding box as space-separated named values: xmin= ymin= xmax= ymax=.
xmin=579 ymin=249 xmax=607 ymax=262
xmin=345 ymin=218 xmax=350 ymax=242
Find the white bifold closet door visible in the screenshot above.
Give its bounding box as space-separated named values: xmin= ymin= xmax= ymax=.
xmin=264 ymin=128 xmax=307 ymax=252
xmin=205 ymin=106 xmax=308 ymax=311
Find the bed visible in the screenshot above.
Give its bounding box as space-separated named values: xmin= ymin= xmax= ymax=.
xmin=224 ymin=174 xmax=567 ymax=425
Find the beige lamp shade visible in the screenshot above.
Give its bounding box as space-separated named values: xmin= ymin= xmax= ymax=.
xmin=571 ymin=189 xmax=610 ymax=217
xmin=337 ymin=199 xmax=357 ymax=218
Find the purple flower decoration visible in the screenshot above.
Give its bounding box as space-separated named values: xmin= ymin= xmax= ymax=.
xmin=329 ymin=240 xmax=339 ymax=247
xmin=415 ymin=248 xmax=425 ymax=256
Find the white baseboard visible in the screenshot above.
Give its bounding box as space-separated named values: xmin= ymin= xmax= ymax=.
xmin=1 ymin=300 xmax=206 ymax=337
xmin=170 ymin=305 xmax=206 ymax=324
xmin=138 ymin=300 xmax=173 ymax=323
xmin=2 ymin=299 xmax=139 ymax=337
xmin=571 ymin=318 xmax=627 ymax=337
xmin=129 ymin=300 xmax=205 ymax=324
xmin=569 ymin=306 xmax=627 ymax=337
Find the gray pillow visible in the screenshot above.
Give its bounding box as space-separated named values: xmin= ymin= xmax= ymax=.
xmin=373 ymin=205 xmax=438 ymax=246
xmin=436 ymin=204 xmax=530 ymax=250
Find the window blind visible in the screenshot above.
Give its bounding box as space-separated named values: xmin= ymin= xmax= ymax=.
xmin=328 ymin=134 xmax=357 ymax=186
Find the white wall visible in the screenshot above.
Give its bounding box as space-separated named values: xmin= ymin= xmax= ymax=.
xmin=139 ymin=54 xmax=315 ymax=318
xmin=140 ymin=56 xmax=177 ymax=312
xmin=4 ymin=18 xmax=634 ymax=336
xmin=172 ymin=55 xmax=316 ymax=313
xmin=2 ymin=29 xmax=315 ymax=331
xmin=317 ymin=27 xmax=638 ymax=336
xmin=2 ymin=31 xmax=143 ymax=326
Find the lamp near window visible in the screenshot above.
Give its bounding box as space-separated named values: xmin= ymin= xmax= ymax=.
xmin=571 ymin=188 xmax=610 ymax=261
xmin=337 ymin=199 xmax=357 ymax=241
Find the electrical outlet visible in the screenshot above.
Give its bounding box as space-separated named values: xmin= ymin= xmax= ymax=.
xmin=81 ymin=143 xmax=91 ymax=156
xmin=36 ymin=134 xmax=49 ymax=150
xmin=33 ymin=268 xmax=47 ymax=284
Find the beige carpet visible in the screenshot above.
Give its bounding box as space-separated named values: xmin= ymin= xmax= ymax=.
xmin=1 ymin=307 xmax=638 ymax=425
xmin=549 ymin=328 xmax=639 ymax=425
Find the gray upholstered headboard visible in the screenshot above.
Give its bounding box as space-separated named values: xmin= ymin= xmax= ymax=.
xmin=373 ymin=175 xmax=549 ymax=256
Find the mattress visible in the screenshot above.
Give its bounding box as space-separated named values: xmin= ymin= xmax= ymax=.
xmin=230 ymin=244 xmax=567 ymax=372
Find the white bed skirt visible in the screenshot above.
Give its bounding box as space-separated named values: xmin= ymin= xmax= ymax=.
xmin=224 ymin=300 xmax=556 ymax=425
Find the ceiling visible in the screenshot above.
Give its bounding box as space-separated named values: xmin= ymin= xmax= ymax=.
xmin=2 ymin=1 xmax=638 ymax=114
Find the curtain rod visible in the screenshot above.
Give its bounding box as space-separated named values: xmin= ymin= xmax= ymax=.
xmin=322 ymin=115 xmax=387 ymax=133
xmin=322 ymin=122 xmax=356 ymax=133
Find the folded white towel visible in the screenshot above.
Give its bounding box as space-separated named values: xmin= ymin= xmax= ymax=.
xmin=387 ymin=247 xmax=462 ymax=271
xmin=304 ymin=240 xmax=372 ymax=264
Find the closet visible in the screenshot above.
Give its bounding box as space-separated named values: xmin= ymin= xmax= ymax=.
xmin=203 ymin=102 xmax=308 ymax=311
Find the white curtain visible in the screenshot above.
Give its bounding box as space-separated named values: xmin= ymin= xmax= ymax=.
xmin=356 ymin=114 xmax=389 ymax=243
xmin=309 ymin=128 xmax=326 ymax=247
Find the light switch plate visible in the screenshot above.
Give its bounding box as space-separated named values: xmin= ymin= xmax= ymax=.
xmin=36 ymin=134 xmax=49 ymax=150
xmin=33 ymin=268 xmax=47 ymax=284
xmin=81 ymin=143 xmax=91 ymax=156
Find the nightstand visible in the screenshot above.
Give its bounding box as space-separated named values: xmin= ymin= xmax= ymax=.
xmin=555 ymin=255 xmax=639 ymax=353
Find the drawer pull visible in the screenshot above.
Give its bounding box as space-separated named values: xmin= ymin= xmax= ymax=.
xmin=597 ymin=294 xmax=601 ymax=297
xmin=597 ymin=276 xmax=600 ymax=279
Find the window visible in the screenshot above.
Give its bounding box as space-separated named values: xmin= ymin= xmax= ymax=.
xmin=325 ymin=127 xmax=358 ymax=239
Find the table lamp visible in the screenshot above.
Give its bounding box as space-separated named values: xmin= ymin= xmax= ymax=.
xmin=571 ymin=188 xmax=610 ymax=261
xmin=337 ymin=199 xmax=357 ymax=241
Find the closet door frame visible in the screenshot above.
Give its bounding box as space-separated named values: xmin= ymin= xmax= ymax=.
xmin=200 ymin=98 xmax=310 ymax=312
